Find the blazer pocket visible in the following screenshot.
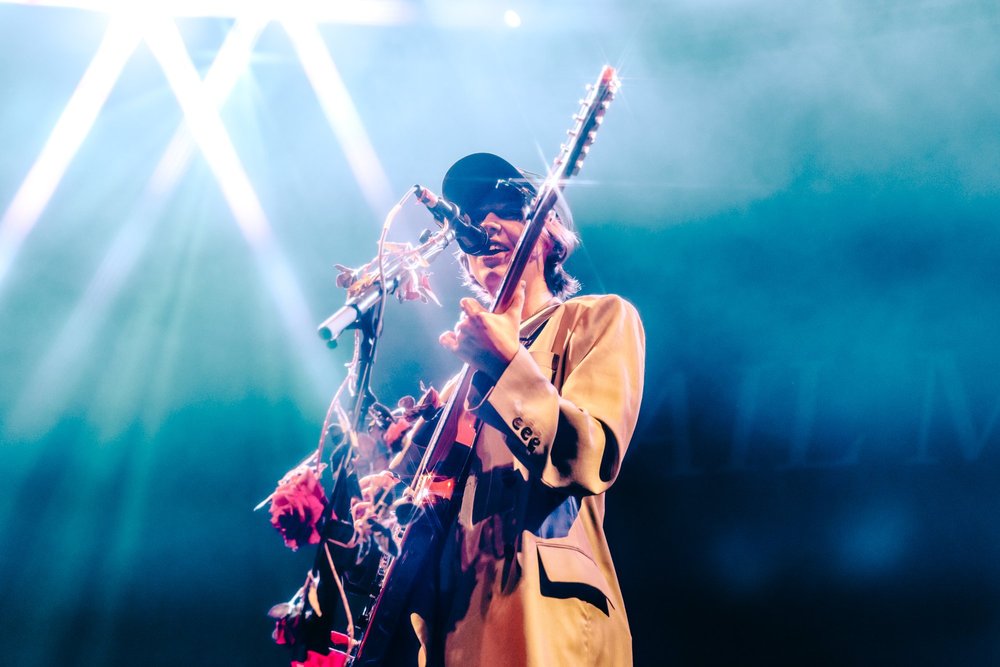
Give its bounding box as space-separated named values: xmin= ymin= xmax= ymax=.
xmin=536 ymin=542 xmax=615 ymax=613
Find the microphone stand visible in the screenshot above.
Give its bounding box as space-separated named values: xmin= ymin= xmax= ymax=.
xmin=316 ymin=224 xmax=458 ymax=344
xmin=283 ymin=302 xmax=379 ymax=665
xmin=277 ymin=209 xmax=465 ymax=661
xmin=255 ymin=214 xmax=459 ymax=512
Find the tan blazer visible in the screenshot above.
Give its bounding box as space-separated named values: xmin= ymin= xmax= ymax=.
xmin=422 ymin=293 xmax=645 ymax=666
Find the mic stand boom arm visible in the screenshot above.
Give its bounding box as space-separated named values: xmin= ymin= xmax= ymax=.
xmin=317 ymin=222 xmax=457 ymax=344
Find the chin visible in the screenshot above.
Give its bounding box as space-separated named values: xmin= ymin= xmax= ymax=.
xmin=482 ymin=274 xmax=501 ymax=296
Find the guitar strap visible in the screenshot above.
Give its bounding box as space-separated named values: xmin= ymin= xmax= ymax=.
xmin=519 ymin=300 xmax=582 ymax=386
xmin=519 ymin=300 xmax=563 ymax=347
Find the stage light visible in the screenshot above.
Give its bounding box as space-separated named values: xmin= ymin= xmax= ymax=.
xmin=138 ymin=22 xmax=278 ymax=248
xmin=503 ymin=9 xmax=521 ymax=28
xmin=11 ymin=18 xmax=272 ymax=428
xmin=143 ymin=19 xmax=269 ymax=244
xmin=1 ymin=0 xmax=404 ymax=288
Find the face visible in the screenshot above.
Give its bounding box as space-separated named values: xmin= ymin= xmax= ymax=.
xmin=466 ymin=212 xmax=548 ymax=297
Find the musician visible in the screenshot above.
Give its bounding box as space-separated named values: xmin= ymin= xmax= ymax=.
xmin=362 ymin=153 xmax=645 ymax=666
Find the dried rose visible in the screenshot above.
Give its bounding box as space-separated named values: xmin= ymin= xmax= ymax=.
xmin=268 ymin=588 xmax=305 ymax=646
xmin=383 ymin=418 xmax=412 ymax=450
xmin=271 ymin=612 xmax=298 ymax=646
xmin=411 ymin=386 xmax=441 ymax=420
xmin=269 ymin=467 xmax=327 ymax=551
xmin=419 ymin=272 xmax=441 ymax=306
xmin=333 ymin=263 xmax=357 ymax=289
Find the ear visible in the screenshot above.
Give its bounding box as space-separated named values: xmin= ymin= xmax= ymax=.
xmin=536 ymin=220 xmax=555 ymax=260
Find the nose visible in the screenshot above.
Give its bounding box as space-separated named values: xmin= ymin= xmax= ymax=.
xmin=481 ymin=219 xmax=501 ymax=236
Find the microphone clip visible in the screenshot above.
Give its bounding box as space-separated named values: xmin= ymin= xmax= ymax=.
xmin=413 ymin=185 xmax=491 ymax=256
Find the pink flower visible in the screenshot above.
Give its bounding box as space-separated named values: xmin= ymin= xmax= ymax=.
xmin=269 ymin=467 xmax=327 ymax=551
xmin=268 ymin=594 xmax=304 ymax=646
xmin=383 ymin=418 xmax=412 ymax=449
xmin=293 ymin=650 xmax=349 ymax=667
xmin=271 ymin=614 xmax=297 ymax=645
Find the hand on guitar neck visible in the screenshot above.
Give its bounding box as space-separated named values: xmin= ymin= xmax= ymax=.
xmin=438 ymin=279 xmax=528 ymax=381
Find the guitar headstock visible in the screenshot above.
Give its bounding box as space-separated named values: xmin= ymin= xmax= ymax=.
xmin=551 ymin=65 xmax=620 ymax=180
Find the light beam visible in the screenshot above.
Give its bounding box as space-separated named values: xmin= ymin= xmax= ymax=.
xmin=284 ymin=19 xmax=395 ymax=217
xmin=142 ymin=18 xmax=325 ymax=383
xmin=0 ymin=17 xmax=139 ymax=288
xmin=9 ymin=18 xmax=273 ymax=433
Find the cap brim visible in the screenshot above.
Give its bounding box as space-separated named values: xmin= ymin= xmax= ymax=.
xmin=442 ymin=153 xmax=532 ymax=213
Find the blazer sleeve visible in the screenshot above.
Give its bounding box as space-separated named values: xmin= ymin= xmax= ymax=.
xmin=476 ymin=294 xmax=645 ymax=495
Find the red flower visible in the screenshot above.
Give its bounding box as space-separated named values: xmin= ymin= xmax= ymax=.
xmin=268 ymin=593 xmax=304 ymax=646
xmin=271 ymin=614 xmax=297 ymax=645
xmin=383 ymin=418 xmax=412 ymax=450
xmin=269 ymin=467 xmax=327 ymax=551
xmin=293 ymin=650 xmax=349 ymax=667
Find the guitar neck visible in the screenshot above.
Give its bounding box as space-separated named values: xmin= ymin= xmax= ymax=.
xmin=491 ymin=65 xmax=619 ymax=314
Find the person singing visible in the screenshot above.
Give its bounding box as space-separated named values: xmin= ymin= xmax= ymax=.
xmin=361 ymin=152 xmax=645 ymax=666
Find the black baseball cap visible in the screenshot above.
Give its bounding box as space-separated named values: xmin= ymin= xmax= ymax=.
xmin=442 ymin=153 xmax=537 ymax=222
xmin=441 ymin=152 xmax=576 ymax=236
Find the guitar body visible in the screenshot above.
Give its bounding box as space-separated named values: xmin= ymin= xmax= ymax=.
xmin=352 ymin=374 xmax=477 ymax=666
xmin=351 ymin=481 xmax=458 ymax=665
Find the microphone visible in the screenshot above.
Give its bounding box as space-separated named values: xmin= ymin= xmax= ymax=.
xmin=413 ymin=185 xmax=491 ymax=256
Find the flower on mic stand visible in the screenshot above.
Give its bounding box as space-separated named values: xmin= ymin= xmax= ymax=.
xmin=268 ymin=581 xmax=307 ymax=646
xmin=396 ymin=267 xmax=440 ymax=305
xmin=334 ymin=243 xmax=440 ymax=306
xmin=368 ymin=385 xmax=442 ymax=455
xmin=408 ymin=385 xmax=442 ymax=420
xmin=269 ymin=466 xmax=327 ymax=552
xmin=293 ymin=650 xmax=349 ymax=667
xmin=382 ymin=417 xmax=412 ymax=450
